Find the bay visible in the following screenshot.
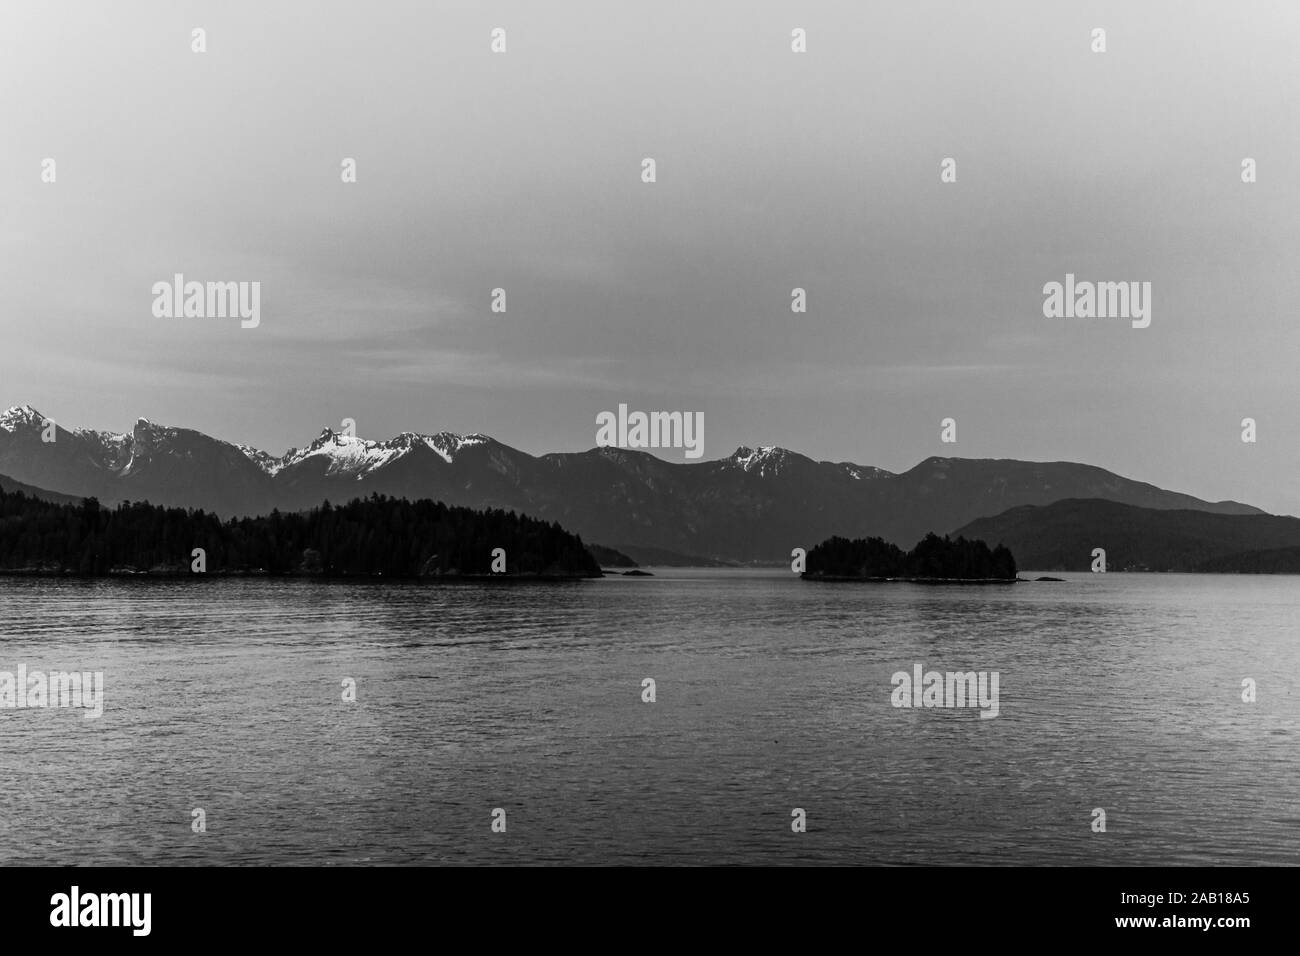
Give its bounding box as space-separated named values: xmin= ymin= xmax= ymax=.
xmin=1 ymin=571 xmax=1296 ymax=865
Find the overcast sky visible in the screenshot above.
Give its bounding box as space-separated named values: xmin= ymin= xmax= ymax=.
xmin=2 ymin=0 xmax=1299 ymax=514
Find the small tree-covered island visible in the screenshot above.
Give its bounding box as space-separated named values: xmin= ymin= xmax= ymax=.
xmin=0 ymin=490 xmax=603 ymax=579
xmin=802 ymin=533 xmax=1018 ymax=582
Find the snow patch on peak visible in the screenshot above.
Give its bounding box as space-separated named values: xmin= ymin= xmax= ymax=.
xmin=72 ymin=428 xmax=134 ymax=471
xmin=74 ymin=427 xmax=129 ymax=444
xmin=421 ymin=431 xmax=491 ymax=463
xmin=0 ymin=404 xmax=47 ymax=432
xmin=132 ymin=418 xmax=178 ymax=438
xmin=729 ymin=445 xmax=792 ymax=476
xmin=238 ymin=427 xmax=492 ymax=476
xmin=729 ymin=445 xmax=891 ymax=481
xmin=276 ymin=430 xmax=395 ymax=478
xmin=236 ymin=443 xmax=280 ymax=472
xmin=835 ymin=461 xmax=891 ymax=481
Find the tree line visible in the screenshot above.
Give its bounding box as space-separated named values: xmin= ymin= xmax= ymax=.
xmin=0 ymin=489 xmax=602 ymax=577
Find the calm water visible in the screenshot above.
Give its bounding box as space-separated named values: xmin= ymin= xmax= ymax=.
xmin=1 ymin=571 xmax=1297 ymax=865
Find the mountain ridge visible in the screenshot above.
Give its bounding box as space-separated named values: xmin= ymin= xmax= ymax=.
xmin=0 ymin=404 xmax=1269 ymax=563
xmin=955 ymin=498 xmax=1300 ymax=572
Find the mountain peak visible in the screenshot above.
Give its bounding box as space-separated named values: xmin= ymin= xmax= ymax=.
xmin=240 ymin=427 xmax=495 ymax=477
xmin=0 ymin=404 xmax=46 ymax=432
xmin=728 ymin=445 xmax=793 ymax=475
xmin=418 ymin=431 xmax=491 ymax=463
xmin=730 ymin=444 xmax=786 ymax=458
xmin=834 ymin=461 xmax=892 ymax=481
xmin=131 ymin=418 xmax=185 ymax=443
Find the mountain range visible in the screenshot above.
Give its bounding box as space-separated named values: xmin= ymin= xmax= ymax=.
xmin=0 ymin=403 xmax=1275 ymax=565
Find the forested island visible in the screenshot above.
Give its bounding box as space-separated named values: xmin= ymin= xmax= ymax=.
xmin=802 ymin=532 xmax=1017 ymax=582
xmin=0 ymin=489 xmax=602 ymax=579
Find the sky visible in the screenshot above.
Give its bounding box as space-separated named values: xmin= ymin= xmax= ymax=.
xmin=2 ymin=0 xmax=1299 ymax=515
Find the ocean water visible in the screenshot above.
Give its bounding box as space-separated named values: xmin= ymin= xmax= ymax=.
xmin=1 ymin=570 xmax=1296 ymax=865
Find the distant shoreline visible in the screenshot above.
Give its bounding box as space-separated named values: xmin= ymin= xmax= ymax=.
xmin=802 ymin=574 xmax=1017 ymax=584
xmin=0 ymin=568 xmax=599 ymax=581
xmin=2 ymin=567 xmax=1294 ymax=581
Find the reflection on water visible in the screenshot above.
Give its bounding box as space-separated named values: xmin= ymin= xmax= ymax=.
xmin=1 ymin=571 xmax=1297 ymax=865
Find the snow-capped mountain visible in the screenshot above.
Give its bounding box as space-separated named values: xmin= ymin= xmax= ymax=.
xmin=725 ymin=445 xmax=892 ymax=482
xmin=0 ymin=403 xmax=48 ymax=433
xmin=242 ymin=429 xmax=495 ymax=478
xmin=0 ymin=408 xmax=276 ymax=515
xmin=727 ymin=445 xmax=794 ymax=477
xmin=75 ymin=427 xmax=133 ymax=471
xmin=0 ymin=404 xmax=1265 ymax=563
